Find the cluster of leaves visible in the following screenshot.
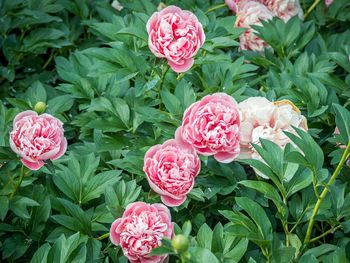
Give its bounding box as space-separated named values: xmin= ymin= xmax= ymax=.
xmin=0 ymin=0 xmax=349 ymax=262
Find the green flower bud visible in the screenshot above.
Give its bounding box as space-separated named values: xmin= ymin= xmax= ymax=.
xmin=34 ymin=101 xmax=47 ymax=114
xmin=171 ymin=234 xmax=189 ymax=253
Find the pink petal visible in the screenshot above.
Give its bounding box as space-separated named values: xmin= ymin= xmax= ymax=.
xmin=21 ymin=159 xmax=45 ymax=171
xmin=168 ymin=58 xmax=194 ymax=73
xmin=161 ymin=195 xmax=186 ymax=207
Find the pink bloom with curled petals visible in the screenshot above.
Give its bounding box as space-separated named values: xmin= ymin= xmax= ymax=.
xmin=146 ymin=5 xmax=205 ymax=73
xmin=144 ymin=139 xmax=200 ymax=207
xmin=239 ymin=97 xmax=308 ymax=178
xmin=177 ymin=93 xmax=241 ymax=163
xmin=9 ymin=110 xmax=67 ymax=170
xmin=109 ymin=202 xmax=174 ymax=263
xmin=235 ymin=1 xmax=274 ymax=52
xmin=260 ymin=0 xmax=303 ymax=22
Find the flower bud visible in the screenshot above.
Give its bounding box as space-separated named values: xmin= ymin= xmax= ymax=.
xmin=33 ymin=101 xmax=47 ymax=114
xmin=171 ymin=234 xmax=189 ymax=253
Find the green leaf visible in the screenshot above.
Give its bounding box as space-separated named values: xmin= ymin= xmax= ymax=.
xmin=333 ymin=104 xmax=350 ymax=144
xmin=25 ymin=81 xmax=47 ymax=106
xmin=46 ymin=233 xmax=88 ymax=263
xmin=174 ymin=80 xmax=196 ymax=110
xmin=149 ymin=246 xmax=174 ymax=256
xmin=47 ymin=95 xmax=74 ymax=115
xmin=188 ymin=247 xmax=220 ymax=263
xmin=9 ymin=196 xmax=39 ymax=219
xmin=161 ymin=88 xmax=182 ymax=115
xmin=286 ymin=169 xmax=313 ymax=198
xmin=284 ymin=128 xmax=324 ymax=170
xmin=182 ymin=221 xmax=192 ymax=237
xmin=30 ymin=243 xmax=51 ymax=263
xmin=224 ymin=238 xmax=248 ymax=262
xmin=239 ymin=180 xmax=285 ymax=214
xmin=0 ymin=196 xmax=9 ymax=221
xmin=236 ymin=197 xmax=273 ymax=241
xmin=197 ymin=224 xmax=213 ymax=250
xmin=81 ymin=170 xmax=122 ymax=203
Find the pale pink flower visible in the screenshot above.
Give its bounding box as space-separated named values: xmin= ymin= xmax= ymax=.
xmin=225 ymin=0 xmax=242 ymax=13
xmin=177 ymin=93 xmax=241 ymax=163
xmin=239 ymin=97 xmax=308 ymax=177
xmin=235 ymin=1 xmax=274 ymax=52
xmin=146 ymin=6 xmax=205 ymax=73
xmin=10 ymin=110 xmax=67 ymax=170
xmin=325 ymin=0 xmax=333 ymax=7
xmin=144 ymin=139 xmax=200 ymax=207
xmin=110 ymin=202 xmax=174 ymax=263
xmin=260 ymin=0 xmax=303 ymax=22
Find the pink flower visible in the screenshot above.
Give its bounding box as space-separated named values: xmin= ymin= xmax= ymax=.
xmin=225 ymin=0 xmax=241 ymax=13
xmin=177 ymin=93 xmax=241 ymax=163
xmin=235 ymin=1 xmax=274 ymax=52
xmin=146 ymin=6 xmax=205 ymax=73
xmin=325 ymin=0 xmax=333 ymax=7
xmin=9 ymin=110 xmax=67 ymax=170
xmin=110 ymin=202 xmax=174 ymax=263
xmin=144 ymin=139 xmax=200 ymax=207
xmin=239 ymin=97 xmax=307 ymax=177
xmin=260 ymin=0 xmax=303 ymax=22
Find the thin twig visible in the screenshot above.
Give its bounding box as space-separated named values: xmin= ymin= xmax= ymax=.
xmin=304 ymin=142 xmax=350 ymax=243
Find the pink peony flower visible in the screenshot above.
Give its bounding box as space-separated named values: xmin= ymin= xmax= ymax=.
xmin=325 ymin=0 xmax=333 ymax=7
xmin=235 ymin=1 xmax=274 ymax=52
xmin=9 ymin=110 xmax=67 ymax=170
xmin=144 ymin=139 xmax=200 ymax=207
xmin=146 ymin=5 xmax=205 ymax=73
xmin=176 ymin=93 xmax=241 ymax=163
xmin=239 ymin=97 xmax=308 ymax=177
xmin=110 ymin=202 xmax=174 ymax=263
xmin=225 ymin=0 xmax=241 ymax=13
xmin=260 ymin=0 xmax=303 ymax=22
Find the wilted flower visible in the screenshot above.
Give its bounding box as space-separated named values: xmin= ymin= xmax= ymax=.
xmin=239 ymin=97 xmax=308 ymax=177
xmin=10 ymin=110 xmax=67 ymax=170
xmin=235 ymin=1 xmax=274 ymax=52
xmin=110 ymin=202 xmax=174 ymax=263
xmin=177 ymin=93 xmax=241 ymax=163
xmin=146 ymin=5 xmax=205 ymax=73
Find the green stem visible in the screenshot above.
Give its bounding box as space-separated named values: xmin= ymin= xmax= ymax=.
xmin=309 ymin=225 xmax=342 ymax=243
xmin=97 ymin=233 xmax=110 ymax=240
xmin=261 ymin=247 xmax=271 ymax=263
xmin=289 ymin=206 xmax=311 ymax=233
xmin=158 ymin=64 xmax=169 ymax=111
xmin=205 ymin=3 xmax=227 ymax=14
xmin=43 ymin=51 xmax=55 ymax=70
xmin=283 ymin=223 xmax=290 ymax=246
xmin=10 ymin=165 xmax=25 ymax=198
xmin=304 ymin=0 xmax=321 ymax=19
xmin=304 ymin=141 xmax=350 ymax=244
xmin=158 ymin=64 xmax=169 ymax=92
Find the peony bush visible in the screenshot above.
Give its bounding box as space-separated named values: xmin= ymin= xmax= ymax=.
xmin=0 ymin=0 xmax=350 ymax=262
